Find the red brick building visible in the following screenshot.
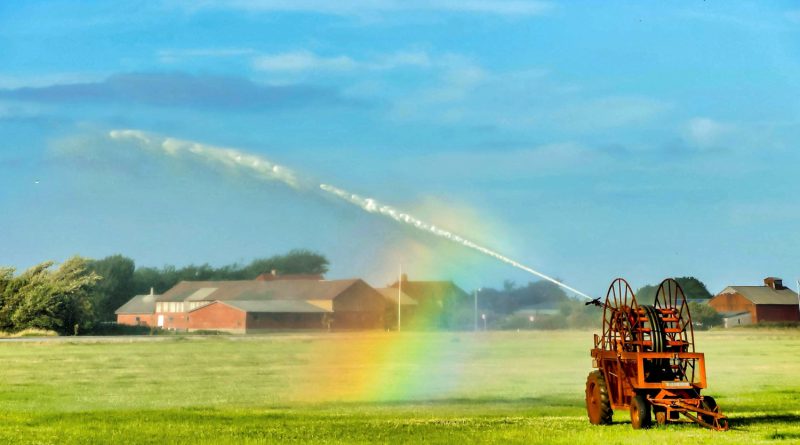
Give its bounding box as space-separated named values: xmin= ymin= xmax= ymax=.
xmin=709 ymin=277 xmax=800 ymax=327
xmin=114 ymin=292 xmax=158 ymax=327
xmin=117 ymin=276 xmax=388 ymax=333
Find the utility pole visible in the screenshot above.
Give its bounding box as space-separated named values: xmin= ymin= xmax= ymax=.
xmin=474 ymin=288 xmax=480 ymax=332
xmin=796 ymin=279 xmax=799 ymax=320
xmin=398 ymin=264 xmax=402 ymax=332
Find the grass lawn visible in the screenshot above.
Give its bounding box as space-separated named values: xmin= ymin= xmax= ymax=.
xmin=0 ymin=329 xmax=798 ymax=444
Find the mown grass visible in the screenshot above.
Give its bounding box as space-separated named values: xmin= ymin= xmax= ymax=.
xmin=0 ymin=329 xmax=798 ymax=444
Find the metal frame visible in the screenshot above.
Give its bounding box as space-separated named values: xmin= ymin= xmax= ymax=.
xmin=587 ymin=278 xmax=728 ymax=431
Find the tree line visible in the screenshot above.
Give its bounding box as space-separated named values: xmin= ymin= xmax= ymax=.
xmin=470 ymin=276 xmax=721 ymax=330
xmin=0 ymin=250 xmax=329 ymax=335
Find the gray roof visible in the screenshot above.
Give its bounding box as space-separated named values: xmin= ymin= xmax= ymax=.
xmin=719 ymin=286 xmax=800 ymax=305
xmin=376 ymin=288 xmax=417 ymax=305
xmin=720 ymin=311 xmax=751 ymax=318
xmin=115 ymin=294 xmax=158 ymax=314
xmin=158 ymin=279 xmax=361 ymax=302
xmin=212 ymin=300 xmax=332 ymax=313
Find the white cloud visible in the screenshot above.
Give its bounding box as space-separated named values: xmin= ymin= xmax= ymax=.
xmin=552 ymin=96 xmax=670 ymax=130
xmin=157 ymin=48 xmax=257 ymax=63
xmin=0 ymin=73 xmax=104 ymax=89
xmin=685 ymin=117 xmax=729 ymax=148
xmin=178 ymin=0 xmax=553 ymax=16
xmin=253 ymin=51 xmax=358 ymax=72
xmin=252 ymin=49 xmax=437 ymax=73
xmin=370 ymin=51 xmax=432 ymax=70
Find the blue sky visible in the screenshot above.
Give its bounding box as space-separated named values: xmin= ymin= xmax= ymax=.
xmin=1 ymin=1 xmax=799 ymax=296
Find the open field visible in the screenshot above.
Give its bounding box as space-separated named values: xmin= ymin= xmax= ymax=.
xmin=0 ymin=329 xmax=799 ymax=444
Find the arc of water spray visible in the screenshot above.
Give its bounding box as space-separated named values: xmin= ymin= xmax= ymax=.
xmin=319 ymin=184 xmax=593 ymax=300
xmin=109 ymin=129 xmax=593 ymax=300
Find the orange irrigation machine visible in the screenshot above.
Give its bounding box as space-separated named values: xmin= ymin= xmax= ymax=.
xmin=584 ymin=278 xmax=728 ymax=430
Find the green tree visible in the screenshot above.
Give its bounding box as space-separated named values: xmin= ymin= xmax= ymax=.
xmin=240 ymin=249 xmax=329 ymax=277
xmin=87 ymin=255 xmax=136 ymax=321
xmin=636 ymin=276 xmax=713 ymax=303
xmin=0 ymin=267 xmax=19 ymax=331
xmin=688 ymin=301 xmax=723 ymax=330
xmin=132 ymin=249 xmax=330 ymax=294
xmin=3 ymin=257 xmax=100 ymax=334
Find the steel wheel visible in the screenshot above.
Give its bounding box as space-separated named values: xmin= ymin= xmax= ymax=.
xmin=602 ymin=278 xmax=638 ymax=353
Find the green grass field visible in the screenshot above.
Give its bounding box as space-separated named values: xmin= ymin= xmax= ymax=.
xmin=1 ymin=329 xmax=798 ymax=444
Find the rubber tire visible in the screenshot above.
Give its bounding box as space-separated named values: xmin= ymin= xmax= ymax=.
xmin=700 ymin=395 xmax=718 ymax=425
xmin=654 ymin=408 xmax=667 ymax=426
xmin=585 ymin=370 xmax=613 ymax=425
xmin=630 ymin=394 xmax=652 ymax=429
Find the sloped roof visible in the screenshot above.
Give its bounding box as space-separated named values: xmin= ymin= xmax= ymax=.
xmin=720 ymin=286 xmax=799 ymax=305
xmin=376 ymin=288 xmax=417 ymax=305
xmin=115 ymin=294 xmax=158 ymax=314
xmin=212 ymin=300 xmax=332 ymax=313
xmin=158 ymin=279 xmax=361 ymax=302
xmin=387 ymin=280 xmax=468 ymax=303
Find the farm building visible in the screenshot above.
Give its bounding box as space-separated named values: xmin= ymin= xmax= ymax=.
xmin=387 ymin=275 xmax=469 ymax=328
xmin=708 ymin=277 xmax=800 ymax=327
xmin=116 ymin=275 xmax=389 ymax=333
xmin=114 ymin=290 xmax=159 ymax=327
xmin=377 ymin=287 xmax=417 ymax=329
xmin=388 ymin=275 xmax=469 ymax=306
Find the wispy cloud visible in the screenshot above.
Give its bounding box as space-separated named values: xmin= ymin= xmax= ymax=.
xmin=0 ymin=72 xmax=353 ymax=110
xmin=551 ymin=96 xmax=670 ymax=131
xmin=157 ymin=47 xmax=257 ymax=63
xmin=254 ymin=51 xmax=358 ymax=72
xmin=0 ymin=100 xmax=43 ymax=120
xmin=685 ymin=117 xmax=730 ymax=148
xmin=252 ymin=50 xmax=433 ymax=73
xmin=176 ymin=0 xmax=553 ymax=16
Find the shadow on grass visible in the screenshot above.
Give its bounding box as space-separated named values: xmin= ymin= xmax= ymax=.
xmin=730 ymin=413 xmax=800 ymax=427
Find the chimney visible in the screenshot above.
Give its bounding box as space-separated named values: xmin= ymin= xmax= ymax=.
xmin=764 ymin=277 xmax=784 ymax=290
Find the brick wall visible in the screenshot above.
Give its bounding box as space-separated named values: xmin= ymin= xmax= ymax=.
xmin=755 ymin=305 xmax=800 ymax=323
xmin=187 ymin=302 xmax=246 ymax=333
xmin=117 ymin=314 xmax=154 ymax=327
xmin=708 ymin=293 xmax=755 ymax=319
xmin=246 ymin=313 xmax=326 ymax=331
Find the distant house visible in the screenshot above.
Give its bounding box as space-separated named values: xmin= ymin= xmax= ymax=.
xmin=513 ymin=302 xmax=561 ymax=318
xmin=376 ymin=287 xmax=417 ymax=330
xmin=116 ymin=274 xmax=388 ymax=333
xmin=387 ymin=275 xmax=469 ymax=328
xmin=709 ymin=277 xmax=800 ymax=327
xmin=388 ymin=275 xmax=469 ymax=306
xmin=114 ymin=290 xmax=159 ymax=327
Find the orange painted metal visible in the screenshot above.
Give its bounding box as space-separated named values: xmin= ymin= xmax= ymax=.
xmin=586 ymin=278 xmax=728 ymax=431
